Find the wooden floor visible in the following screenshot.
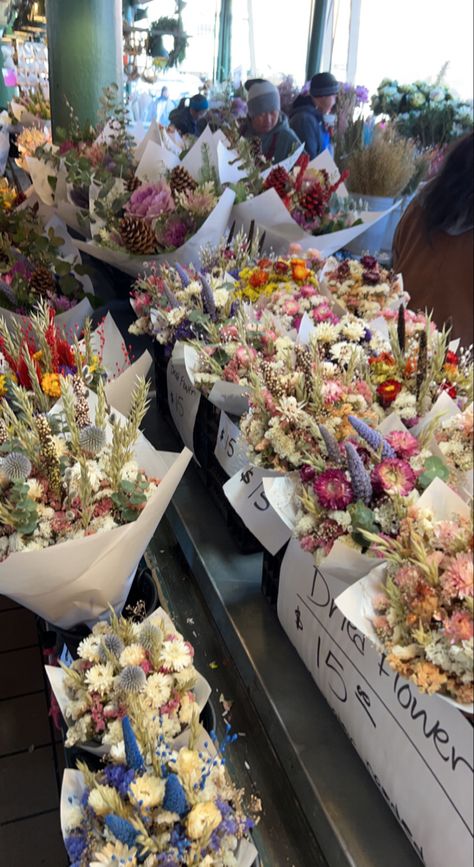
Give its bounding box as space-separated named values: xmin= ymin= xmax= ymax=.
xmin=0 ymin=596 xmax=68 ymax=866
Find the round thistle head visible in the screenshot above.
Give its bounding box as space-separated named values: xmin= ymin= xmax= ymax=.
xmin=116 ymin=665 xmax=146 ymax=694
xmin=98 ymin=633 xmax=125 ymax=663
xmin=78 ymin=425 xmax=106 ymax=455
xmin=1 ymin=452 xmax=32 ymax=483
xmin=138 ymin=622 xmax=162 ymax=654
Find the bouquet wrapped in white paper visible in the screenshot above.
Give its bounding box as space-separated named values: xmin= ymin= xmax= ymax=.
xmin=336 ymin=478 xmax=474 ymax=712
xmin=0 ymin=380 xmax=191 ymax=627
xmin=232 ymin=150 xmax=397 ymax=258
xmin=60 ymin=716 xmax=258 ymax=867
xmin=46 ymin=606 xmax=211 ymax=755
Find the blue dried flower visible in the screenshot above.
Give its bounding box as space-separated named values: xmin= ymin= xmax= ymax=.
xmin=163 ymin=773 xmax=188 ymax=817
xmin=175 ymin=262 xmax=191 ymax=287
xmin=104 ymin=763 xmax=135 ymax=795
xmin=348 ymin=416 xmax=396 ymax=459
xmin=65 ymin=832 xmax=87 ymax=861
xmin=122 ymin=715 xmax=145 ymax=772
xmin=98 ymin=632 xmax=124 ymax=662
xmin=1 ymin=452 xmax=32 ymax=482
xmin=105 ymin=814 xmax=138 ymax=847
xmin=345 ymin=442 xmax=373 ymax=505
xmin=116 ymin=665 xmax=146 ymax=694
xmin=318 ymin=424 xmax=341 ymax=464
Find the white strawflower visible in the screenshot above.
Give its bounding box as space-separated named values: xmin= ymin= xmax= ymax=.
xmin=145 ymin=672 xmax=173 ymax=707
xmin=129 ymin=774 xmax=165 ymax=809
xmin=88 ymin=786 xmax=116 ymax=816
xmin=77 ymin=634 xmax=102 ymax=662
xmin=213 ymin=288 xmax=230 ymax=309
xmin=313 ymin=322 xmax=340 ymax=343
xmin=167 ymin=307 xmax=187 ymax=327
xmin=119 ymin=643 xmax=146 ymax=667
xmin=160 ymin=637 xmax=193 ymax=672
xmin=27 ymin=479 xmax=44 ymax=501
xmin=84 ymin=662 xmax=115 ymax=696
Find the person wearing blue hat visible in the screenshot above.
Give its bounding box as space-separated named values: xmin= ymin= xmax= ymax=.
xmin=290 ymin=72 xmax=339 ymax=159
xmin=242 ymin=80 xmax=301 ymax=163
xmin=169 ymin=93 xmax=209 ymax=136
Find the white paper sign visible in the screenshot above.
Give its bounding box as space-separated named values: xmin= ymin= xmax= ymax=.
xmin=223 ymin=465 xmax=292 ymax=554
xmin=166 ymin=344 xmax=201 ymax=453
xmin=214 ymin=411 xmax=248 ymax=476
xmin=277 ymin=538 xmax=473 ymax=867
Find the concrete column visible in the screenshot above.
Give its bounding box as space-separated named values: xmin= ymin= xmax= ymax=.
xmin=45 ymin=0 xmax=123 ymax=139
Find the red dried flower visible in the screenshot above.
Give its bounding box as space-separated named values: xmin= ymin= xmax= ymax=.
xmin=376 ymin=378 xmax=402 ymax=406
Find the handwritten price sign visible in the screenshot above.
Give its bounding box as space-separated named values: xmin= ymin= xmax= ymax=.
xmin=278 ymin=539 xmax=473 ymax=867
xmin=166 ymin=350 xmax=201 ymax=453
xmin=223 ymin=465 xmax=292 ymax=554
xmin=214 ymin=412 xmax=248 ymax=477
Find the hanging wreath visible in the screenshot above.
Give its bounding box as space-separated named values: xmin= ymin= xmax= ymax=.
xmin=147 ymin=6 xmax=188 ymax=68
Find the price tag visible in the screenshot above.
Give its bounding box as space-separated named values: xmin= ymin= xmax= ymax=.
xmin=214 ymin=412 xmax=248 ymax=477
xmin=166 ymin=346 xmax=201 ymax=453
xmin=223 ymin=465 xmax=292 ymax=555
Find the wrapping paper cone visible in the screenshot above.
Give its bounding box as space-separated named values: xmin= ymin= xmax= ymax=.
xmin=46 ymin=607 xmax=211 ymax=757
xmin=0 ymin=296 xmax=94 ymax=343
xmin=74 ymin=188 xmax=236 ymax=277
xmin=336 ymin=478 xmax=473 ymax=714
xmin=183 ymin=344 xmax=250 ymax=416
xmin=135 ymin=139 xmax=180 ymax=181
xmin=105 ymin=351 xmax=153 ymax=417
xmin=0 ymin=393 xmax=192 ymax=626
xmin=232 ymin=187 xmax=397 ymax=258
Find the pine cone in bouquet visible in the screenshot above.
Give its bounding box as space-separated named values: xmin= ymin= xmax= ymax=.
xmin=126 ymin=175 xmax=142 ymax=194
xmin=263 ymin=165 xmax=292 ymax=199
xmin=169 ymin=165 xmax=198 ymax=199
xmin=118 ymin=215 xmax=158 ymax=255
xmin=298 ymin=181 xmax=327 ymax=220
xmin=30 ymin=265 xmax=57 ymax=297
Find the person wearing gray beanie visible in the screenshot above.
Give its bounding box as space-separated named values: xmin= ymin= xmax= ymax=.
xmin=290 ymin=72 xmax=339 ymax=159
xmin=243 ymin=80 xmax=302 ymax=164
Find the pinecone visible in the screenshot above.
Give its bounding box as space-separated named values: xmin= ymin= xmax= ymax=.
xmin=169 ymin=166 xmax=197 ymax=198
xmin=263 ymin=166 xmax=291 ymax=199
xmin=118 ymin=216 xmax=157 ymax=255
xmin=30 ymin=265 xmax=56 ymax=296
xmin=126 ymin=175 xmax=141 ymax=194
xmin=298 ymin=183 xmax=326 ymax=219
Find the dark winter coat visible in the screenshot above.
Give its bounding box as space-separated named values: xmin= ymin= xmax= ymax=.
xmin=168 ymin=105 xmax=198 ymax=136
xmin=242 ymin=113 xmax=301 ymax=164
xmin=289 ymin=95 xmax=329 ymax=160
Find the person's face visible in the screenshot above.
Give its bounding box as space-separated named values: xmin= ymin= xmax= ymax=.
xmin=251 ymin=110 xmax=279 ymax=134
xmin=313 ymin=93 xmax=337 ymax=114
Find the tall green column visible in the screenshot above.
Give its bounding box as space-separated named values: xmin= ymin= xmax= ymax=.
xmin=45 ymin=0 xmax=123 ymax=139
xmin=306 ymin=0 xmax=329 ymax=81
xmin=216 ymin=0 xmax=232 ymax=83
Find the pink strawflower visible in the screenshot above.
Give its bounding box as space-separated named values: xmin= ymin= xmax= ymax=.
xmin=386 ymin=430 xmax=420 ymax=459
xmin=300 ymin=534 xmax=319 ymax=553
xmin=140 ymin=658 xmax=153 ymax=674
xmin=393 ymin=563 xmax=425 ymax=593
xmin=282 ymin=299 xmax=300 ymax=317
xmin=93 ymin=497 xmax=114 ymax=518
xmin=126 ymin=181 xmax=175 ymax=219
xmin=371 ymin=458 xmax=417 ymax=496
xmin=443 ymin=610 xmax=474 ymax=643
xmin=235 ymin=345 xmax=257 ymax=367
xmin=441 ymin=553 xmax=473 ymax=600
xmin=321 ymin=380 xmax=344 ymax=403
xmin=313 ymin=469 xmax=354 ymax=510
xmin=220 ymin=324 xmax=239 ymax=341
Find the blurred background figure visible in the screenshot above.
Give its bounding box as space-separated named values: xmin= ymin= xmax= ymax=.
xmin=393 ymin=132 xmax=474 ymax=347
xmin=154 ymin=86 xmax=175 ymax=126
xmin=290 ymin=72 xmax=339 ymax=158
xmin=169 ymin=92 xmax=209 ymax=135
xmin=242 ymin=79 xmax=301 ymax=163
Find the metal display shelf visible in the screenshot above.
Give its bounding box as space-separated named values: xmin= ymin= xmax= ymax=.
xmin=150 ymin=415 xmax=421 ymax=867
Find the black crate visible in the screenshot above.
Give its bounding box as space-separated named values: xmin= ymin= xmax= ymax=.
xmin=261 ymin=541 xmax=289 ymax=605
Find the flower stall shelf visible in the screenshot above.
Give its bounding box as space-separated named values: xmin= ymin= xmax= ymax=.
xmin=0 ymin=379 xmax=192 ymax=627
xmin=60 ymin=716 xmax=259 ymax=867
xmin=46 ymin=606 xmax=211 ymax=757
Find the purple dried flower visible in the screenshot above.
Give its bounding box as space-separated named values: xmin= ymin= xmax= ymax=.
xmin=174 ymin=262 xmax=191 ymax=286
xmin=318 ymin=424 xmax=342 ymax=464
xmin=345 ymin=442 xmax=373 ymax=504
xmin=157 ymin=217 xmax=190 ymax=250
xmin=199 ymin=273 xmax=217 ymax=320
xmin=348 ymin=416 xmax=396 ymax=459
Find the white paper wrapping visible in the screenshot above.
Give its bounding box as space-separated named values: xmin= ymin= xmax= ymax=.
xmin=135 ymin=139 xmax=180 ymax=181
xmin=45 ymin=607 xmax=211 ymax=757
xmin=74 ymin=188 xmax=236 ymax=277
xmin=0 ymin=394 xmax=192 ymax=627
xmin=277 ymin=536 xmax=473 ymax=867
xmin=167 ymin=343 xmax=201 ymax=453
xmin=214 ymin=411 xmax=249 ymax=477
xmin=105 ymin=351 xmax=153 ymax=418
xmin=223 ymin=465 xmax=292 ymax=554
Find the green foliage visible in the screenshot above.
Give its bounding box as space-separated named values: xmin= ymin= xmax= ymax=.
xmin=418 ymin=456 xmax=450 ymax=489
xmin=111 ymin=475 xmax=149 ymax=523
xmin=0 ymin=481 xmax=39 ymax=535
xmin=349 ymin=501 xmax=379 ymax=549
